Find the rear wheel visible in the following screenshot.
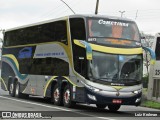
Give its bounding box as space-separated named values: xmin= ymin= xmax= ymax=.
xmin=9 ymin=80 xmax=16 ymax=97
xmin=63 ymin=85 xmax=75 ymax=108
xmin=15 ymin=82 xmax=23 ymax=98
xmin=96 ymin=104 xmax=107 ymax=109
xmin=108 ymin=105 xmax=121 ymax=111
xmin=51 ymin=84 xmax=62 ymax=106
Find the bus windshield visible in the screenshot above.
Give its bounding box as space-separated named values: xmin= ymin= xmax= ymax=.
xmin=87 ymin=18 xmax=140 ymax=41
xmin=88 ymin=52 xmax=142 ymax=83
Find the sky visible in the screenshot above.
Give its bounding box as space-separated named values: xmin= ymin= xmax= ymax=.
xmin=0 ymin=0 xmax=160 ymax=39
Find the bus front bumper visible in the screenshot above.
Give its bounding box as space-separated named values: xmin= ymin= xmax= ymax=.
xmin=85 ymin=87 xmax=142 ymax=106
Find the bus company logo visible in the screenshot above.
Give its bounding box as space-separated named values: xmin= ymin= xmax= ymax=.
xmin=98 ymin=19 xmax=129 ymax=27
xmin=116 ymin=92 xmax=120 ymax=96
xmin=2 ymin=112 xmax=11 ymax=118
xmin=111 ymin=83 xmax=124 ymax=86
xmin=18 ymin=47 xmax=32 ymax=59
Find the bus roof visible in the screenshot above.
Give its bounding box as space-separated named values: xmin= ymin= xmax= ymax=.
xmin=69 ymin=14 xmax=134 ymax=21
xmin=5 ymin=14 xmax=134 ymax=32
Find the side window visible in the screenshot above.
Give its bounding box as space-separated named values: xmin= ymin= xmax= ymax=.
xmin=155 ymin=37 xmax=160 ymax=60
xmin=37 ymin=23 xmax=55 ymax=43
xmin=4 ymin=20 xmax=68 ymax=46
xmin=29 ymin=58 xmax=69 ymax=76
xmin=55 ymin=21 xmax=67 ymax=44
xmin=70 ymin=18 xmax=86 ymax=40
xmin=4 ymin=32 xmax=10 ymax=46
xmin=70 ymin=18 xmax=87 ymax=77
xmin=5 ymin=30 xmax=19 ymax=46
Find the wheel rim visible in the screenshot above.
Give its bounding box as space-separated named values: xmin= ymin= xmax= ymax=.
xmin=10 ymin=83 xmax=13 ymax=94
xmin=64 ymin=89 xmax=70 ymax=104
xmin=15 ymin=84 xmax=19 ymax=96
xmin=54 ymin=88 xmax=60 ymax=102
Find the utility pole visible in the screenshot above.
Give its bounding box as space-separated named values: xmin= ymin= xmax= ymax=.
xmin=95 ymin=0 xmax=99 ymax=14
xmin=135 ymin=10 xmax=138 ymax=20
xmin=119 ymin=11 xmax=125 ymax=17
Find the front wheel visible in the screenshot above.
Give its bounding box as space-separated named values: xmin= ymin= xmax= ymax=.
xmin=63 ymin=85 xmax=75 ymax=108
xmin=96 ymin=104 xmax=107 ymax=109
xmin=108 ymin=105 xmax=121 ymax=111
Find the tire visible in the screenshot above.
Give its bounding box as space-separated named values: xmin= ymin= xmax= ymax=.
xmin=63 ymin=85 xmax=75 ymax=108
xmin=51 ymin=84 xmax=62 ymax=106
xmin=15 ymin=82 xmax=23 ymax=98
xmin=96 ymin=104 xmax=107 ymax=109
xmin=9 ymin=79 xmax=16 ymax=97
xmin=108 ymin=105 xmax=121 ymax=111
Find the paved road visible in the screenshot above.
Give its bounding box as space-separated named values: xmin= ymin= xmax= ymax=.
xmin=0 ymin=85 xmax=160 ymax=120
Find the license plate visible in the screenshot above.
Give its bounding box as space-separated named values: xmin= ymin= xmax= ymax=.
xmin=112 ymin=99 xmax=122 ymax=104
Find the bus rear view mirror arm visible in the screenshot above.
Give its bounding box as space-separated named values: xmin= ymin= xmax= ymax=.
xmin=74 ymin=39 xmax=93 ymax=60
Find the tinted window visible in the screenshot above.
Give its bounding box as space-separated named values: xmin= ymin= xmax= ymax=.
xmin=70 ymin=18 xmax=86 ymax=40
xmin=4 ymin=20 xmax=67 ymax=46
xmin=19 ymin=58 xmax=69 ymax=76
xmin=69 ymin=18 xmax=87 ymax=77
xmin=155 ymin=37 xmax=160 ymax=60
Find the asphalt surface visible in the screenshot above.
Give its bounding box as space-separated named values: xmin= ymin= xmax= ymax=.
xmin=0 ymin=82 xmax=160 ymax=120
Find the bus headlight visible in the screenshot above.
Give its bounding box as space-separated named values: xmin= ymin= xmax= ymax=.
xmin=133 ymin=89 xmax=142 ymax=94
xmin=93 ymin=88 xmax=101 ymax=92
xmin=86 ymin=85 xmax=101 ymax=92
xmin=87 ymin=94 xmax=97 ymax=101
xmin=82 ymin=82 xmax=101 ymax=92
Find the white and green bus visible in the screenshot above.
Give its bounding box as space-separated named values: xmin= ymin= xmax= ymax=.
xmin=0 ymin=14 xmax=155 ymax=111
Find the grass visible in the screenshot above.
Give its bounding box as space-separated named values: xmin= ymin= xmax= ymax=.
xmin=141 ymin=100 xmax=160 ymax=109
xmin=141 ymin=88 xmax=160 ymax=109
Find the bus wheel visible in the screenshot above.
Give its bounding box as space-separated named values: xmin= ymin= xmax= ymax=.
xmin=52 ymin=84 xmax=62 ymax=106
xmin=9 ymin=80 xmax=16 ymax=97
xmin=63 ymin=85 xmax=75 ymax=108
xmin=108 ymin=105 xmax=121 ymax=111
xmin=15 ymin=82 xmax=22 ymax=98
xmin=96 ymin=104 xmax=107 ymax=109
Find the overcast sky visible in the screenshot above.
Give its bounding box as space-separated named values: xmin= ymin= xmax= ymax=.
xmin=0 ymin=0 xmax=160 ymax=39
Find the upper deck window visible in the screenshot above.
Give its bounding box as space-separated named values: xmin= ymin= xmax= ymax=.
xmin=4 ymin=20 xmax=67 ymax=46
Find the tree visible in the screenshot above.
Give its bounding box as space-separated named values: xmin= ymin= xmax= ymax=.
xmin=141 ymin=32 xmax=154 ymax=75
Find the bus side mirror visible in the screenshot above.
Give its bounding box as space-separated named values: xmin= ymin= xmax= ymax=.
xmin=142 ymin=46 xmax=156 ymax=65
xmin=141 ymin=36 xmax=146 ymax=47
xmin=74 ymin=39 xmax=93 ymax=60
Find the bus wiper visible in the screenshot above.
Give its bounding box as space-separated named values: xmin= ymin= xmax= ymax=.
xmin=99 ymin=78 xmax=113 ymax=82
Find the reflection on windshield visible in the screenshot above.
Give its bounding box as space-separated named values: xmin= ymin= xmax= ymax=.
xmin=88 ymin=52 xmax=142 ymax=82
xmin=88 ymin=18 xmax=140 ymax=41
xmin=88 ymin=52 xmax=118 ymax=82
xmin=119 ymin=55 xmax=142 ymax=81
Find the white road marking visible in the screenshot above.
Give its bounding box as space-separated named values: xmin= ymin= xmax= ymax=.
xmin=0 ymin=95 xmax=71 ymax=111
xmin=0 ymin=95 xmax=116 ymax=120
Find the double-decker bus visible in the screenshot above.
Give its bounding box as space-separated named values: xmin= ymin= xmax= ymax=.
xmin=0 ymin=14 xmax=155 ymax=111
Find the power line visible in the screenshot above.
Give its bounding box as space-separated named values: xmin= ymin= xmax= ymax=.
xmin=60 ymin=0 xmax=75 ymax=14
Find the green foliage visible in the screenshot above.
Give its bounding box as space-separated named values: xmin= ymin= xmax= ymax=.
xmin=141 ymin=100 xmax=160 ymax=109
xmin=142 ymin=74 xmax=149 ymax=88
